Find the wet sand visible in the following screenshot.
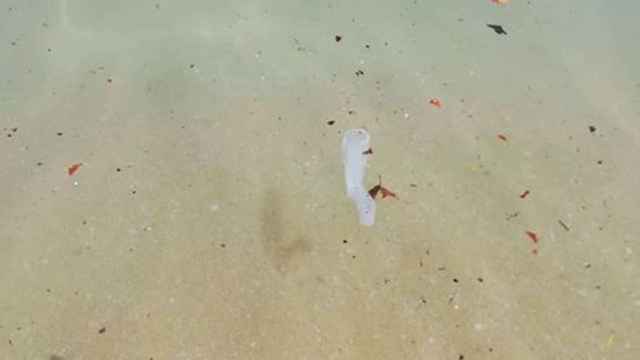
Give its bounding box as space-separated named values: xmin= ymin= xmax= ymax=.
xmin=1 ymin=1 xmax=639 ymax=359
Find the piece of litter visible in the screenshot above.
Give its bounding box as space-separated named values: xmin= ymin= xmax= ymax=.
xmin=429 ymin=98 xmax=442 ymax=108
xmin=519 ymin=190 xmax=530 ymax=199
xmin=342 ymin=129 xmax=376 ymax=226
xmin=68 ymin=163 xmax=82 ymax=176
xmin=368 ymin=175 xmax=398 ymax=200
xmin=526 ymin=231 xmax=539 ymax=243
xmin=497 ymin=134 xmax=508 ymax=141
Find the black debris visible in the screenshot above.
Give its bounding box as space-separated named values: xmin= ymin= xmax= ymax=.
xmin=487 ymin=24 xmax=507 ymax=35
xmin=335 ymin=35 xmax=342 ymax=42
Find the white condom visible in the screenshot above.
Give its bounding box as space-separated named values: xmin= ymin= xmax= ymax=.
xmin=342 ymin=129 xmax=376 ymax=226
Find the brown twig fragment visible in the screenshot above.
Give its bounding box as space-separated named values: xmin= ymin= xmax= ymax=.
xmin=558 ymin=220 xmax=570 ymax=232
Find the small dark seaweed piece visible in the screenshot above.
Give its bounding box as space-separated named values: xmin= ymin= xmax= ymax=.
xmin=558 ymin=220 xmax=570 ymax=231
xmin=368 ymin=184 xmax=381 ymax=199
xmin=487 ymin=24 xmax=507 ymax=35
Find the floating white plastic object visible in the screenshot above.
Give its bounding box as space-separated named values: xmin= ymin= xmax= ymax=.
xmin=342 ymin=129 xmax=375 ymax=226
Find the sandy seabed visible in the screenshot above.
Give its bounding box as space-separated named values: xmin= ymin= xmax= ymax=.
xmin=1 ymin=1 xmax=639 ymax=359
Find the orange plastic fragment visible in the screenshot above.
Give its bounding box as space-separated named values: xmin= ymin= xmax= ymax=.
xmin=525 ymin=231 xmax=539 ymax=244
xmin=429 ymin=98 xmax=442 ymax=109
xmin=68 ymin=163 xmax=82 ymax=176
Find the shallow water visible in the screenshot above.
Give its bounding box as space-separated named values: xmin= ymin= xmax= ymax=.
xmin=1 ymin=1 xmax=639 ymax=359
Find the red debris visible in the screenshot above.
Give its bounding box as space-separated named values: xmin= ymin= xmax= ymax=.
xmin=368 ymin=176 xmax=398 ymax=200
xmin=429 ymin=98 xmax=442 ymax=109
xmin=68 ymin=163 xmax=82 ymax=176
xmin=525 ymin=231 xmax=539 ymax=244
xmin=519 ymin=190 xmax=530 ymax=199
xmin=380 ymin=186 xmax=397 ymax=199
xmin=497 ymin=134 xmax=508 ymax=141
